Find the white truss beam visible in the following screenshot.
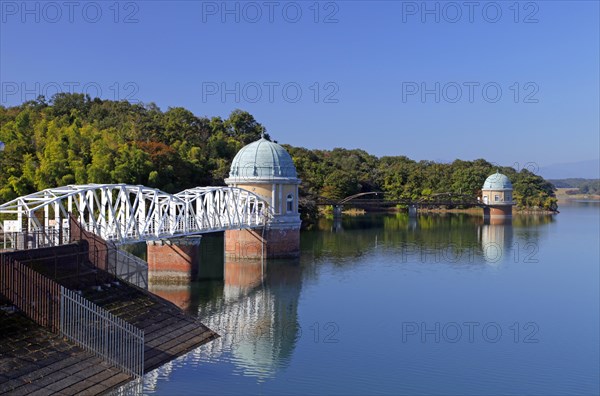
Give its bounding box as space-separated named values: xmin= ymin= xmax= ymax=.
xmin=0 ymin=184 xmax=272 ymax=245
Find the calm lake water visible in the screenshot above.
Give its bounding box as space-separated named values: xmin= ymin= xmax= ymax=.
xmin=143 ymin=202 xmax=599 ymax=395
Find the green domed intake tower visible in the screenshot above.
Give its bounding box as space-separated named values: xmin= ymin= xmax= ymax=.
xmin=224 ymin=136 xmax=301 ymax=259
xmin=481 ymin=172 xmax=515 ymax=218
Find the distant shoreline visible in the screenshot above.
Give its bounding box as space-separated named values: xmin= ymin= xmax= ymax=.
xmin=327 ymin=206 xmax=559 ymax=216
xmin=555 ymin=188 xmax=600 ymax=203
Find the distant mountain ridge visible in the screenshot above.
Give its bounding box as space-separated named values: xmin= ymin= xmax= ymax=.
xmin=548 ymin=178 xmax=599 ymax=188
xmin=539 ymin=159 xmax=600 ymax=179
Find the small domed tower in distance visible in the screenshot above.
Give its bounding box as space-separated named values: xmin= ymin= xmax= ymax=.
xmin=224 ymin=135 xmax=301 ymax=258
xmin=481 ymin=172 xmax=515 ymax=218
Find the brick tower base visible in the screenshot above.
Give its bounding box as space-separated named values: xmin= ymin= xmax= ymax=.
xmin=225 ymin=228 xmax=300 ymax=259
xmin=483 ymin=205 xmax=513 ymax=218
xmin=147 ymin=238 xmax=201 ymax=283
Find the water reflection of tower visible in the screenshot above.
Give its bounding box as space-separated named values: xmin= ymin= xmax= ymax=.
xmin=332 ymin=216 xmax=343 ymax=232
xmin=145 ymin=257 xmax=303 ymax=388
xmin=478 ymin=216 xmax=514 ymax=263
xmin=408 ymin=214 xmax=418 ymax=231
xmin=199 ymin=258 xmax=303 ymax=380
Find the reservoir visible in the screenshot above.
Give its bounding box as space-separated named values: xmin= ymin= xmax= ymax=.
xmin=143 ymin=201 xmax=599 ymax=395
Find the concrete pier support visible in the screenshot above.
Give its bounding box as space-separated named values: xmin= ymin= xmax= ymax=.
xmin=225 ymin=227 xmax=300 ymax=259
xmin=147 ymin=237 xmax=201 ymax=283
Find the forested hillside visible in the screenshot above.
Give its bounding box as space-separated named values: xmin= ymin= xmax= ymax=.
xmin=0 ymin=94 xmax=558 ymax=220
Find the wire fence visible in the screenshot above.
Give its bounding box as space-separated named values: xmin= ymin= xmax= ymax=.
xmin=1 ymin=217 xmax=148 ymax=390
xmin=112 ymin=248 xmax=148 ymax=289
xmin=71 ymin=215 xmax=149 ymax=290
xmin=0 ymin=252 xmax=145 ymax=379
xmin=0 ymin=256 xmax=61 ymax=332
xmin=60 ymin=286 xmax=145 ymax=378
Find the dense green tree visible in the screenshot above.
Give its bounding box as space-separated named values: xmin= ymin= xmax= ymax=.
xmin=321 ymin=170 xmax=360 ymax=200
xmin=0 ymin=93 xmax=558 ymax=219
xmin=512 ymin=169 xmax=557 ymax=210
xmin=224 ymin=109 xmax=267 ymax=144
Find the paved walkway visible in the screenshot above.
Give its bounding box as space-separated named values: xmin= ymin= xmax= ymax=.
xmin=0 ymin=299 xmax=131 ymax=395
xmin=1 ymin=249 xmax=219 ymax=395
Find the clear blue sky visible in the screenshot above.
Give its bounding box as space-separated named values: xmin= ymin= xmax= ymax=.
xmin=1 ymin=1 xmax=598 ymax=169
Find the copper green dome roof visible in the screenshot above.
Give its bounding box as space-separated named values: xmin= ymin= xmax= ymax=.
xmin=482 ymin=172 xmax=513 ymax=190
xmin=228 ymin=137 xmax=298 ymax=180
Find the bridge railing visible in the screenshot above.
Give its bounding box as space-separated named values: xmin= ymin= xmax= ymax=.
xmin=70 ymin=215 xmax=148 ymax=289
xmin=1 ymin=229 xmax=71 ymax=251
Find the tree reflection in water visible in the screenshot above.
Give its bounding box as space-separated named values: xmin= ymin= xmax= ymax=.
xmin=144 ymin=212 xmax=554 ymax=390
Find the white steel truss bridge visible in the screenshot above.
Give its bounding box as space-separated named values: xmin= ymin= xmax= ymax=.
xmin=0 ymin=184 xmax=272 ymax=246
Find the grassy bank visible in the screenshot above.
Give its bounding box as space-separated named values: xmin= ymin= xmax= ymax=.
xmin=555 ymin=188 xmax=600 ymax=202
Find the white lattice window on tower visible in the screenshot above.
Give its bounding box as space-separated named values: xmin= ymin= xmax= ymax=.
xmin=287 ymin=194 xmax=294 ymax=213
xmin=494 ymin=195 xmax=500 ymax=202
